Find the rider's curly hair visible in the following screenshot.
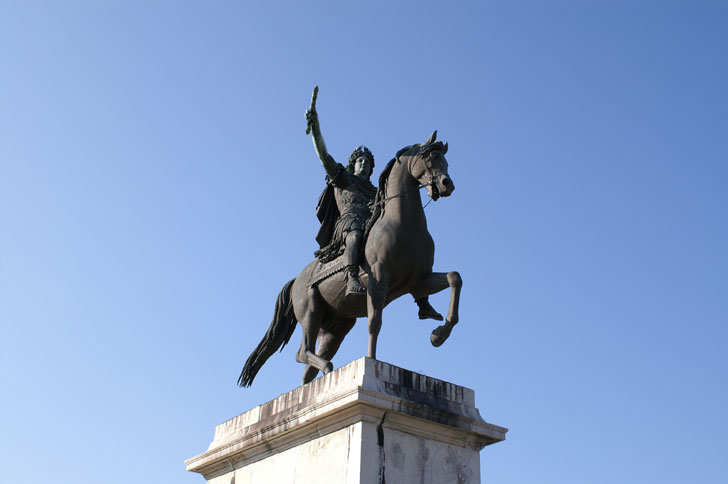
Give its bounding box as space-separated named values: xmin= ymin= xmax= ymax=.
xmin=346 ymin=145 xmax=375 ymax=176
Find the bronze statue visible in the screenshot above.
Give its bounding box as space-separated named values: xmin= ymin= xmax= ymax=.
xmin=239 ymin=87 xmax=461 ymax=387
xmin=307 ymin=87 xmax=442 ymax=317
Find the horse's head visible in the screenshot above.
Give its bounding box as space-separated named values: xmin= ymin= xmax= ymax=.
xmin=406 ymin=131 xmax=454 ymax=201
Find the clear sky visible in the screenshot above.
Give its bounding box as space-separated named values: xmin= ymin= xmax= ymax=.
xmin=1 ymin=1 xmax=726 ymax=483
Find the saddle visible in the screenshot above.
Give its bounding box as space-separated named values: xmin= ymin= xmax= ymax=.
xmin=307 ymin=257 xmax=347 ymax=288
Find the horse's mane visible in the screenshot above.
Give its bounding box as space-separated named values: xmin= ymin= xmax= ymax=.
xmin=363 ymin=140 xmax=447 ymax=245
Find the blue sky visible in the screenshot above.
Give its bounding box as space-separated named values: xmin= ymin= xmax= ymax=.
xmin=1 ymin=1 xmax=726 ymax=483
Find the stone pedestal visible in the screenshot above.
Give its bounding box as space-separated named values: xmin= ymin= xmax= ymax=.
xmin=186 ymin=357 xmax=507 ymax=484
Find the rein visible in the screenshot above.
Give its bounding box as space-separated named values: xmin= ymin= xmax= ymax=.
xmin=370 ymin=186 xmax=432 ymax=210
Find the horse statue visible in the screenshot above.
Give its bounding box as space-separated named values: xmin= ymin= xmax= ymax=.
xmin=238 ymin=131 xmax=461 ymax=386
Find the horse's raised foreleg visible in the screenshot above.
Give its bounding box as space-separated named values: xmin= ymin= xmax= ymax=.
xmin=295 ymin=286 xmax=333 ymax=384
xmin=366 ymin=263 xmax=390 ymax=359
xmin=302 ymin=317 xmax=356 ymax=384
xmin=411 ymin=271 xmax=462 ymax=347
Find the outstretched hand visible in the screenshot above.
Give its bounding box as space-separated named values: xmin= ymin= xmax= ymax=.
xmin=305 ymin=86 xmax=319 ymax=135
xmin=305 ymin=109 xmax=318 ymax=134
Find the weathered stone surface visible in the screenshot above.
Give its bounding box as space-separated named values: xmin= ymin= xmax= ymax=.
xmin=187 ymin=358 xmax=507 ymax=483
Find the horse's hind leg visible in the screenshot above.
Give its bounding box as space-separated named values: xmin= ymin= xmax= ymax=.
xmin=302 ymin=317 xmax=356 ymax=384
xmin=411 ymin=271 xmax=462 ymax=347
xmin=295 ymin=286 xmax=333 ymax=383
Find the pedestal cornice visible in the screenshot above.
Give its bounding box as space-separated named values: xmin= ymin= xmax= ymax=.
xmin=186 ymin=357 xmax=507 ymax=481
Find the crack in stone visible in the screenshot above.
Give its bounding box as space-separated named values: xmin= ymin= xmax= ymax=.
xmin=345 ymin=426 xmax=352 ymax=483
xmin=377 ymin=412 xmax=387 ymax=484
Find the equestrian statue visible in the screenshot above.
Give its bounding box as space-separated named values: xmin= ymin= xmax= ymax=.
xmin=239 ymin=86 xmax=461 ymax=387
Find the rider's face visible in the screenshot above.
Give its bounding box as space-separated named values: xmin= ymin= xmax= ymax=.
xmin=354 ymin=156 xmax=372 ymax=178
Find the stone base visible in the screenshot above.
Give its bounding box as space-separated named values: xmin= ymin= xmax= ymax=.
xmin=186 ymin=358 xmax=507 ymax=484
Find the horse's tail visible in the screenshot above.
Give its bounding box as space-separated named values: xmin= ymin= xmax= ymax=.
xmin=238 ymin=278 xmax=298 ymax=387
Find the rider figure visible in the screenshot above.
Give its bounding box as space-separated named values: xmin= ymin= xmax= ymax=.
xmin=305 ymin=88 xmax=443 ymax=317
xmin=306 ymin=101 xmax=374 ymax=295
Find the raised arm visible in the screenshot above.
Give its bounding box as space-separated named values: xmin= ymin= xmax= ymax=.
xmin=305 ymin=86 xmax=339 ymax=179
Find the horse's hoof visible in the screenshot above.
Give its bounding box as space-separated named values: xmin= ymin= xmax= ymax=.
xmin=430 ymin=323 xmax=453 ymax=347
xmin=322 ymin=362 xmax=334 ymax=374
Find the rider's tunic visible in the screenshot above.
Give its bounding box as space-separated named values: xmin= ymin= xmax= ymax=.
xmin=315 ymin=163 xmax=377 ymax=263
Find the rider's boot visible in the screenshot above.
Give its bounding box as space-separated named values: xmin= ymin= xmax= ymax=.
xmin=415 ymin=296 xmax=444 ymax=321
xmin=345 ymin=265 xmax=366 ymax=295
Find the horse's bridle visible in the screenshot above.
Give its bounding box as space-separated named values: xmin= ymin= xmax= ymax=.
xmin=371 ymin=149 xmax=443 ymax=209
xmin=408 ymin=149 xmax=441 ymax=201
